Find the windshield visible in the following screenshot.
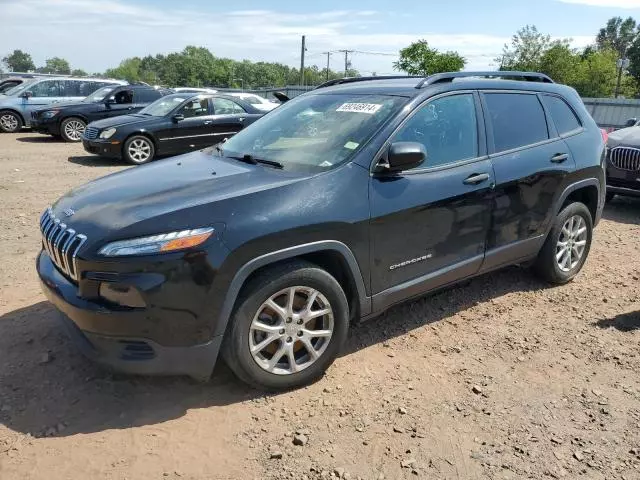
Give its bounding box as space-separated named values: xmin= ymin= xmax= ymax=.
xmin=84 ymin=86 xmax=116 ymax=103
xmin=3 ymin=81 xmax=34 ymax=96
xmin=221 ymin=93 xmax=407 ymax=171
xmin=139 ymin=95 xmax=189 ymax=116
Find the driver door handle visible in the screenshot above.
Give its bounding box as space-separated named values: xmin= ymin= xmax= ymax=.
xmin=238 ymin=117 xmax=246 ymax=122
xmin=463 ymin=173 xmax=490 ymax=185
xmin=204 ymin=120 xmax=213 ymax=125
xmin=551 ymin=153 xmax=569 ymax=163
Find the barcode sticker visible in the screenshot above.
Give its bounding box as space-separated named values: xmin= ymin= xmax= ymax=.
xmin=336 ymin=103 xmax=382 ymax=114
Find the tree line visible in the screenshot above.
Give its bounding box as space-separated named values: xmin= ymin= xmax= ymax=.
xmin=4 ymin=15 xmax=640 ymax=97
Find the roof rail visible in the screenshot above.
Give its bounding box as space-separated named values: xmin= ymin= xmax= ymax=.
xmin=315 ymin=75 xmax=421 ymax=89
xmin=415 ymin=71 xmax=554 ymax=88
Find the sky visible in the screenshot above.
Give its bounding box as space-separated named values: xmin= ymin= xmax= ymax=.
xmin=3 ymin=0 xmax=640 ymax=77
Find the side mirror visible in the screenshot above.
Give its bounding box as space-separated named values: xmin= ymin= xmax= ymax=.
xmin=378 ymin=142 xmax=426 ymax=173
xmin=105 ymin=97 xmax=116 ymax=105
xmin=20 ymin=91 xmax=33 ymax=99
xmin=172 ymin=113 xmax=185 ymax=123
xmin=273 ymin=91 xmax=289 ymax=103
xmin=625 ymin=118 xmax=637 ymax=128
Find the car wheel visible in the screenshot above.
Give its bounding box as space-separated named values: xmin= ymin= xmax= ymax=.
xmin=60 ymin=117 xmax=86 ymax=142
xmin=534 ymin=202 xmax=593 ymax=285
xmin=123 ymin=135 xmax=155 ymax=165
xmin=605 ymin=191 xmax=615 ymax=203
xmin=0 ymin=111 xmax=22 ymax=133
xmin=222 ymin=260 xmax=349 ymax=390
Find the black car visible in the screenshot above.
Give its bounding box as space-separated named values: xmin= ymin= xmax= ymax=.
xmin=30 ymin=84 xmax=173 ymax=142
xmin=81 ymin=93 xmax=263 ymax=164
xmin=605 ymin=125 xmax=640 ymax=200
xmin=37 ymin=72 xmax=606 ymax=390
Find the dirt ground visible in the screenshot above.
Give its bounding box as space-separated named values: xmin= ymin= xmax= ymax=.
xmin=0 ymin=132 xmax=639 ymax=480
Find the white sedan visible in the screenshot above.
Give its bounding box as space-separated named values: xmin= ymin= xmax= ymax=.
xmin=228 ymin=93 xmax=279 ymax=112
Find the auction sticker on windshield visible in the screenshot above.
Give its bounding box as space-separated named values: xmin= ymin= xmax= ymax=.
xmin=336 ymin=103 xmax=382 ymax=114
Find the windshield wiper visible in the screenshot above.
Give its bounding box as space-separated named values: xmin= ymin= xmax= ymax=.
xmin=227 ymin=153 xmax=283 ymax=169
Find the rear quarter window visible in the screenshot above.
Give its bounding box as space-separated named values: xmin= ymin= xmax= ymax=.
xmin=484 ymin=93 xmax=549 ymax=153
xmin=541 ymin=95 xmax=581 ymax=135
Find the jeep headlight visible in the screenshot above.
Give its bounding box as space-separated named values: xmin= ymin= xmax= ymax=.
xmin=99 ymin=127 xmax=117 ymax=139
xmin=41 ymin=110 xmax=59 ymax=118
xmin=99 ymin=228 xmax=214 ymax=256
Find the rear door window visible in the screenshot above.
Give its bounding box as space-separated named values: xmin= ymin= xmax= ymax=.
xmin=484 ymin=93 xmax=549 ymax=153
xmin=29 ymin=80 xmax=63 ymax=97
xmin=541 ymin=95 xmax=581 ymax=135
xmin=136 ymin=89 xmax=162 ymax=103
xmin=212 ymin=98 xmax=245 ymax=114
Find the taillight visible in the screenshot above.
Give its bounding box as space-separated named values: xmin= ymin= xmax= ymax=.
xmin=601 ymin=128 xmax=609 ymax=144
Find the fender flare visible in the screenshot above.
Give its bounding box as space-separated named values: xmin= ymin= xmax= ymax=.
xmin=213 ymin=240 xmax=371 ymax=337
xmin=553 ymin=178 xmax=601 ymax=218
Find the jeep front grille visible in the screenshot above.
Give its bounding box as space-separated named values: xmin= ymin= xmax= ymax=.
xmin=84 ymin=127 xmax=99 ymax=140
xmin=610 ymin=147 xmax=640 ymax=171
xmin=40 ymin=207 xmax=87 ymax=281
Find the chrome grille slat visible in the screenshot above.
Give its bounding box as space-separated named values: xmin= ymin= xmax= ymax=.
xmin=39 ymin=208 xmax=87 ymax=281
xmin=611 ymin=147 xmax=640 ymax=171
xmin=84 ymin=127 xmax=99 ymax=140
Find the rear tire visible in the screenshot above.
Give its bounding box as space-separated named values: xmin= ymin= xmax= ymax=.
xmin=123 ymin=135 xmax=155 ymax=165
xmin=222 ymin=260 xmax=349 ymax=390
xmin=0 ymin=111 xmax=22 ymax=133
xmin=60 ymin=117 xmax=86 ymax=142
xmin=534 ymin=202 xmax=593 ymax=285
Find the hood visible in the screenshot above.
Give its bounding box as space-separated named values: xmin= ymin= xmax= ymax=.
xmin=89 ymin=114 xmax=152 ymax=129
xmin=50 ymin=149 xmax=307 ymax=248
xmin=608 ymin=126 xmax=640 ymax=148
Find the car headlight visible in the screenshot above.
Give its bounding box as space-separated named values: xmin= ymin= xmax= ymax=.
xmin=99 ymin=227 xmax=214 ymax=256
xmin=99 ymin=127 xmax=117 ymax=139
xmin=41 ymin=110 xmax=59 ymax=118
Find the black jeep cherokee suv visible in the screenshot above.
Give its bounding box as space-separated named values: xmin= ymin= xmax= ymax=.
xmin=36 ymin=72 xmax=606 ymax=390
xmin=31 ymin=84 xmax=172 ymax=142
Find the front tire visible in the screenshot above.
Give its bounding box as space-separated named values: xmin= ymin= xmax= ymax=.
xmin=0 ymin=111 xmax=22 ymax=133
xmin=60 ymin=117 xmax=86 ymax=142
xmin=123 ymin=135 xmax=155 ymax=165
xmin=534 ymin=202 xmax=593 ymax=284
xmin=222 ymin=261 xmax=349 ymax=390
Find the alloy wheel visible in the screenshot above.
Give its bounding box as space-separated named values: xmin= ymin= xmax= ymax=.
xmin=556 ymin=215 xmax=588 ymax=272
xmin=128 ymin=138 xmax=152 ymax=163
xmin=0 ymin=114 xmax=18 ymax=132
xmin=249 ymin=286 xmax=334 ymax=375
xmin=63 ymin=120 xmax=86 ymax=141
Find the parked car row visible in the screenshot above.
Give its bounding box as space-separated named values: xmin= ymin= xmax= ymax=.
xmin=1 ymin=75 xmax=281 ymax=163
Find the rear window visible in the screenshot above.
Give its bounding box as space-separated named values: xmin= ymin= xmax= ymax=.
xmin=541 ymin=95 xmax=581 ymax=135
xmin=137 ymin=89 xmax=162 ymax=103
xmin=484 ymin=93 xmax=549 ymax=153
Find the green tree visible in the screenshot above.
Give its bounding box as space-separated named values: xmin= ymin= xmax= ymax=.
xmin=393 ymin=40 xmax=466 ymax=75
xmin=104 ymin=57 xmax=143 ymax=82
xmin=596 ymin=16 xmax=637 ymax=57
xmin=38 ymin=57 xmax=71 ymax=74
xmin=2 ymin=49 xmax=36 ymax=72
xmin=71 ymin=68 xmax=87 ymax=76
xmin=497 ymin=25 xmax=562 ymax=71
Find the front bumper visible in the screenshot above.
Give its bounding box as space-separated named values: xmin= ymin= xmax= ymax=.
xmin=607 ymin=158 xmax=640 ymax=197
xmin=82 ymin=138 xmax=122 ymax=158
xmin=37 ymin=251 xmax=221 ymax=380
xmin=30 ymin=116 xmax=60 ymax=135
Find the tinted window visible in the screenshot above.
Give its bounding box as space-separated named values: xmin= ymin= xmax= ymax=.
xmin=179 ymin=98 xmax=209 ymax=118
xmin=113 ymin=89 xmax=133 ymax=104
xmin=137 ymin=89 xmax=162 ymax=103
xmin=29 ymin=80 xmax=62 ymax=97
xmin=484 ymin=93 xmax=549 ymax=152
xmin=212 ymin=98 xmax=245 ymax=114
xmin=541 ymin=95 xmax=581 ymax=135
xmin=394 ymin=94 xmax=478 ymax=168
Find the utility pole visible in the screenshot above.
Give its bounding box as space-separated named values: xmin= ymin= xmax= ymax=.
xmin=300 ymin=35 xmax=306 ymax=86
xmin=338 ymin=50 xmax=353 ymax=77
xmin=322 ymin=51 xmax=331 ymax=81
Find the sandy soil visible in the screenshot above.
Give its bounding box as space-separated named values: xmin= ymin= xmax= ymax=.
xmin=0 ymin=132 xmax=639 ymax=480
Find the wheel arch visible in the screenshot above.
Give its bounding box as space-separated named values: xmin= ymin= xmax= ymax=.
xmin=554 ymin=179 xmax=601 ymax=226
xmin=213 ymin=241 xmax=371 ymax=338
xmin=122 ymin=131 xmax=158 ymax=157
